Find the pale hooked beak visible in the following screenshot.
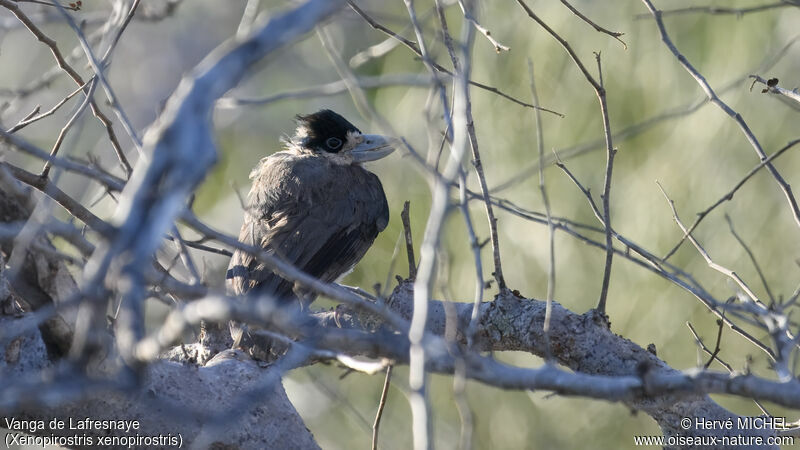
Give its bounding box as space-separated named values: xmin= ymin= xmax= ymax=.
xmin=350 ymin=134 xmax=396 ymax=163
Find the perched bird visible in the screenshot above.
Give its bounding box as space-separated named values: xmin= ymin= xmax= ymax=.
xmin=226 ymin=109 xmax=394 ymax=347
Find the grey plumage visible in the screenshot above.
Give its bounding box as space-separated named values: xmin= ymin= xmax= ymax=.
xmin=226 ymin=109 xmax=393 ymax=310
xmin=226 ymin=150 xmax=389 ymax=302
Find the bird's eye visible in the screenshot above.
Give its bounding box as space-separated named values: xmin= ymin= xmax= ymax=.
xmin=325 ymin=137 xmax=342 ymax=150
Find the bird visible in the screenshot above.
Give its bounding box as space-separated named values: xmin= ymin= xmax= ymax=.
xmin=225 ymin=109 xmax=394 ymax=350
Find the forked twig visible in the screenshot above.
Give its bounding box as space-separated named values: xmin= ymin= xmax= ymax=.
xmin=642 ymin=0 xmax=800 ymax=234
xmin=559 ymin=0 xmax=626 ymax=49
xmin=516 ymin=0 xmax=617 ymax=315
xmin=663 ymin=138 xmax=800 ymax=260
xmin=347 ymin=0 xmax=563 ymax=116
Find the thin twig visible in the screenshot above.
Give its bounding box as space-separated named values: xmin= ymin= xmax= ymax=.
xmin=1 ymin=162 xmax=115 ymax=236
xmin=686 ymin=320 xmax=771 ymax=416
xmin=349 ymin=7 xmax=435 ymax=68
xmin=0 ymin=18 xmax=105 ymax=99
xmin=438 ymin=0 xmax=506 ymax=291
xmin=493 ymin=36 xmax=800 ymax=193
xmin=0 ymin=128 xmax=127 ymax=190
xmin=559 ymin=0 xmax=626 ymax=49
xmin=170 ymin=225 xmax=201 ymax=284
xmin=594 ymin=53 xmax=616 ymax=316
xmin=165 ymin=235 xmax=231 ymax=257
xmin=404 ymin=0 xmax=453 ymax=142
xmin=7 ymin=82 xmax=87 ymax=133
xmin=663 ymin=138 xmax=800 ymax=260
xmin=516 ymin=0 xmax=616 ymax=315
xmin=528 ymin=60 xmax=555 ymax=347
xmin=657 ymin=182 xmax=766 ymax=309
xmin=456 ymin=0 xmax=509 ymax=52
xmin=402 ymin=0 xmax=478 ymax=445
xmin=49 ymin=0 xmax=145 ymax=153
xmin=515 ymin=0 xmax=601 ymax=91
xmin=14 ymin=0 xmax=79 ymax=10
xmin=346 ymin=0 xmax=563 ymax=116
xmin=401 ymin=201 xmax=417 ymax=279
xmin=302 ymin=369 xmax=373 ymax=433
xmin=686 ymin=321 xmax=732 ymax=371
xmin=635 ymin=2 xmax=798 ymax=19
xmin=41 ymin=78 xmax=98 ymax=177
xmin=316 ymin=26 xmax=377 ymax=120
xmin=371 ymin=365 xmax=393 ymax=450
xmin=436 ymin=7 xmax=481 ymax=448
xmin=458 ymin=169 xmax=485 ymax=348
xmin=724 ymin=214 xmax=776 ymax=304
xmin=403 ymin=0 xmax=440 ymax=444
xmin=0 ymin=0 xmax=132 ymax=176
xmin=550 ymin=158 xmax=776 ymax=360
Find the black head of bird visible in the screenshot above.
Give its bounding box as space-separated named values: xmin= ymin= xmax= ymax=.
xmin=226 ymin=109 xmax=395 ymax=311
xmin=289 ymin=109 xmax=395 ymax=164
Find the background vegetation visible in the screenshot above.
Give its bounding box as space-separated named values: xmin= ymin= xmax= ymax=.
xmin=2 ymin=0 xmax=799 ymax=448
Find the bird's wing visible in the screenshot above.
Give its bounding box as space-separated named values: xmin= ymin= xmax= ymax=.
xmin=226 ymin=154 xmax=388 ymax=303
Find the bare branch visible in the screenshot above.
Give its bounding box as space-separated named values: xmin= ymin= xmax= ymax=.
xmin=663 ymin=138 xmax=800 ymax=260
xmin=7 ymin=82 xmax=87 ymax=133
xmin=687 ymin=321 xmax=732 ymax=371
xmin=371 ymin=365 xmax=393 ymax=450
xmin=516 ymin=0 xmax=617 ymax=315
xmin=494 ymin=35 xmax=800 ymax=192
xmin=641 ymin=0 xmax=800 ymax=232
xmin=724 ymin=214 xmax=776 ymax=304
xmin=437 ymin=0 xmax=506 ymax=291
xmin=347 ymin=0 xmax=563 ymax=116
xmin=636 ymin=2 xmax=799 ymax=18
xmin=456 ymin=0 xmax=510 ymax=52
xmin=0 ymin=0 xmax=132 ymax=176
